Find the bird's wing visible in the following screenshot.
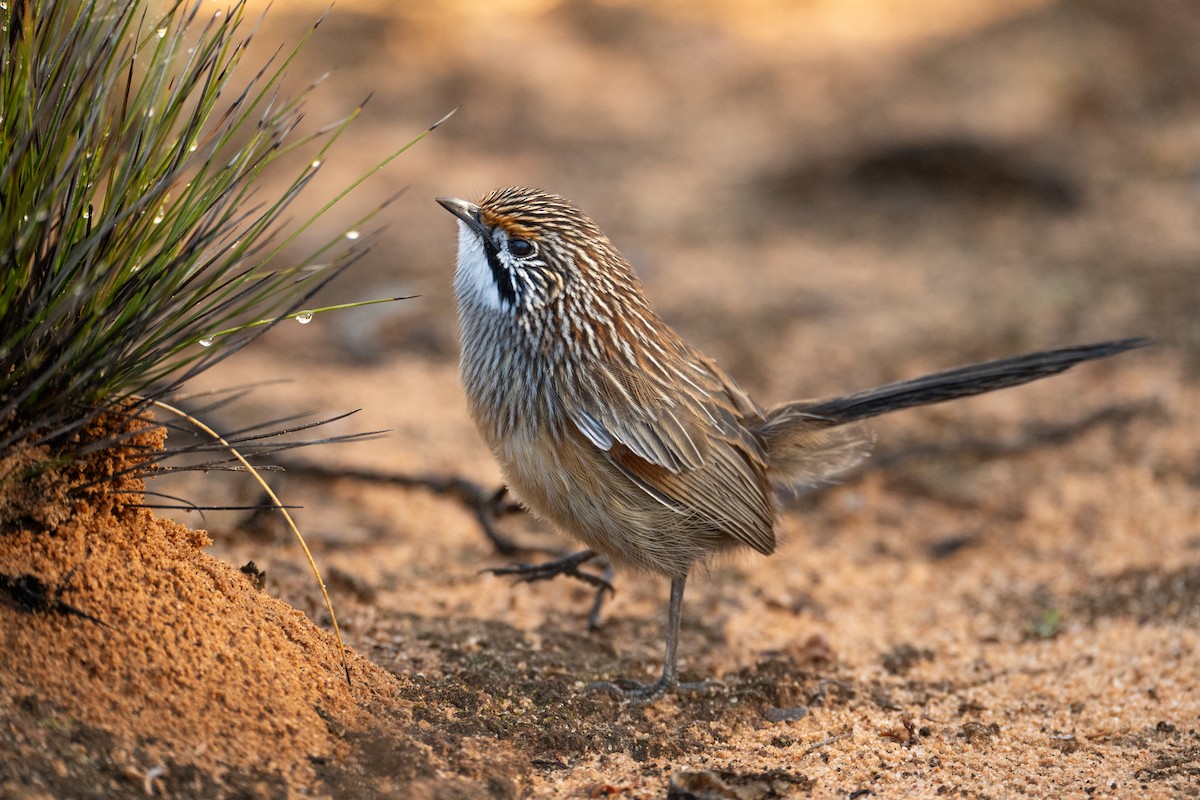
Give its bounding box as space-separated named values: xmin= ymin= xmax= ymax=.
xmin=568 ymin=357 xmax=776 ymax=555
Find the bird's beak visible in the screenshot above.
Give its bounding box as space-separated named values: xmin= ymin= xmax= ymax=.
xmin=436 ymin=196 xmax=489 ymax=239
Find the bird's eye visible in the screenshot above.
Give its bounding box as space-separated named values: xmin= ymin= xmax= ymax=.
xmin=508 ymin=238 xmax=536 ymax=258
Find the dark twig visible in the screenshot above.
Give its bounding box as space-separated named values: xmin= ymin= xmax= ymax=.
xmin=274 ymin=460 xmax=532 ymax=555
xmin=486 ymin=549 xmax=615 ymax=629
xmin=276 ymin=460 xmax=620 ymax=623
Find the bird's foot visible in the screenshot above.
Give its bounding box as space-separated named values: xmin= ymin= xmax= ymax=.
xmin=486 ymin=549 xmax=613 ymax=594
xmin=485 ymin=549 xmax=614 ymax=629
xmin=586 ymin=676 xmax=725 ymax=704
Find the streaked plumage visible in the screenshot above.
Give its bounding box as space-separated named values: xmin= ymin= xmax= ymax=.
xmin=438 ymin=186 xmax=1147 ymax=700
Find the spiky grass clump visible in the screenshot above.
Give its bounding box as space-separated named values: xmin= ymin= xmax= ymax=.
xmin=0 ymin=0 xmax=387 ymax=456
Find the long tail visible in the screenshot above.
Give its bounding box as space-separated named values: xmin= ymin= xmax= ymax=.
xmin=796 ymin=337 xmax=1150 ymax=424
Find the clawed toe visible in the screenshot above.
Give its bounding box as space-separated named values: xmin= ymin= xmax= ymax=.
xmin=585 ymin=676 xmax=725 ymax=704
xmin=486 ymin=550 xmax=615 ymax=595
xmin=586 ymin=677 xmax=673 ymax=703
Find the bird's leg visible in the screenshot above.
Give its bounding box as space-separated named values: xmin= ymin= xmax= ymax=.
xmin=658 ymin=574 xmax=686 ymax=688
xmin=588 ymin=575 xmax=718 ymax=702
xmin=584 ymin=558 xmax=615 ymax=630
xmin=587 ymin=575 xmax=684 ymax=701
xmin=486 ymin=549 xmax=615 ymax=610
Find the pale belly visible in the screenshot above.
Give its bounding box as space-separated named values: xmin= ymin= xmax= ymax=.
xmin=489 ymin=422 xmax=727 ymax=578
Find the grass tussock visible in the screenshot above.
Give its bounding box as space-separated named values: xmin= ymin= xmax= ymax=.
xmin=0 ymin=0 xmax=388 ymax=460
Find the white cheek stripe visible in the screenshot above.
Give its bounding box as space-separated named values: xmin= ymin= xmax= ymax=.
xmin=454 ymin=221 xmax=505 ymax=311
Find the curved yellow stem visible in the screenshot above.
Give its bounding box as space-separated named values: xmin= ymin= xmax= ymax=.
xmin=147 ymin=398 xmax=351 ymax=685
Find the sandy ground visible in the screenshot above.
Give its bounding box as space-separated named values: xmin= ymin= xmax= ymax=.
xmin=2 ymin=0 xmax=1199 ymax=797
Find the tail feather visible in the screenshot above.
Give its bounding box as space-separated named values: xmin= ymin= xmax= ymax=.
xmin=756 ymin=337 xmax=1148 ymax=490
xmin=795 ymin=337 xmax=1150 ymax=425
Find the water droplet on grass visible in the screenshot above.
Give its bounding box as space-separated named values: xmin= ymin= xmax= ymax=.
xmin=296 ymin=311 xmax=314 ymax=324
xmin=199 ymin=337 xmax=215 ymax=347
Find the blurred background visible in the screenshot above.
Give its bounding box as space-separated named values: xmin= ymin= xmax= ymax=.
xmin=105 ymin=5 xmax=1199 ymax=790
xmin=223 ymin=0 xmax=1197 ymax=378
xmin=164 ymin=0 xmax=1197 ymax=587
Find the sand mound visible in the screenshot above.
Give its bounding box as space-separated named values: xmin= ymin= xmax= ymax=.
xmin=0 ymin=414 xmax=414 ymax=795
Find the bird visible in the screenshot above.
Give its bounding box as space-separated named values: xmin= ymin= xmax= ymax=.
xmin=436 ymin=186 xmax=1147 ymax=702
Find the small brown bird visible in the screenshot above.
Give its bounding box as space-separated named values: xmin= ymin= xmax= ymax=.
xmin=437 ymin=187 xmax=1145 ymax=701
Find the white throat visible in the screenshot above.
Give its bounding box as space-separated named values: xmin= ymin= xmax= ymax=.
xmin=453 ymin=221 xmax=507 ymax=312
